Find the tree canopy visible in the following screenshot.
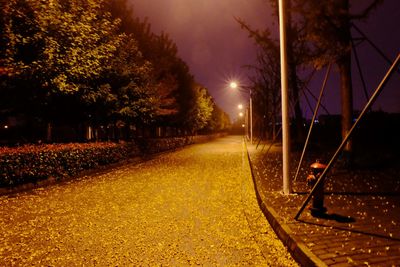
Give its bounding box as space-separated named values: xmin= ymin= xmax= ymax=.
xmin=0 ymin=0 xmax=230 ymax=141
xmin=237 ymin=0 xmax=383 ymax=148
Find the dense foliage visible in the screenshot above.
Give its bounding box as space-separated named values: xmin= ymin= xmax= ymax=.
xmin=0 ymin=0 xmax=230 ymax=143
xmin=0 ymin=142 xmax=129 ymax=186
xmin=0 ymin=133 xmax=227 ymax=187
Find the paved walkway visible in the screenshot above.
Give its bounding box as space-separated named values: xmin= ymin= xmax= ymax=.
xmin=247 ymin=141 xmax=400 ymax=267
xmin=0 ymin=136 xmax=297 ymax=266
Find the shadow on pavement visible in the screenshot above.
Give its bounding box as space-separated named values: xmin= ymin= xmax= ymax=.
xmin=297 ymin=218 xmax=400 ymax=242
xmin=311 ymin=212 xmax=356 ymax=223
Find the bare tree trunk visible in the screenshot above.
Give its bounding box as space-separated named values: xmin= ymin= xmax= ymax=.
xmin=338 ymin=55 xmax=353 ymax=153
xmin=338 ymin=0 xmax=353 ymax=155
xmin=286 ymin=0 xmax=304 ymax=145
xmin=46 ymin=122 xmax=52 ymax=143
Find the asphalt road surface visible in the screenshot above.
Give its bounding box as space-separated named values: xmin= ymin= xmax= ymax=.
xmin=0 ymin=136 xmax=297 ymax=266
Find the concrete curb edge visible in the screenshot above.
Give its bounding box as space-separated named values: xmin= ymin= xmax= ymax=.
xmin=245 ymin=141 xmax=327 ymax=267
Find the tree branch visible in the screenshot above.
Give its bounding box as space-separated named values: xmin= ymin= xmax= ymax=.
xmin=350 ymin=0 xmax=384 ymax=20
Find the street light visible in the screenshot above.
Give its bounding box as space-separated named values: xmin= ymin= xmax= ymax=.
xmin=278 ymin=0 xmax=291 ymax=194
xmin=230 ymin=82 xmax=253 ymax=144
xmin=239 ymin=112 xmax=243 ymax=117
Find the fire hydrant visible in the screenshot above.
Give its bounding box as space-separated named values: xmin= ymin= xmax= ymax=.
xmin=306 ymin=161 xmax=327 ymax=216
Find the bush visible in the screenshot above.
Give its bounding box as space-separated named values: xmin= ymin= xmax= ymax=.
xmin=0 ymin=142 xmax=129 ymax=187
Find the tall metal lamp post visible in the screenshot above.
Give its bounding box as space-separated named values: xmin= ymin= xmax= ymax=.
xmin=228 ymin=0 xmax=290 ymax=194
xmin=278 ymin=0 xmax=291 ymax=195
xmin=230 ymin=82 xmax=253 ymax=144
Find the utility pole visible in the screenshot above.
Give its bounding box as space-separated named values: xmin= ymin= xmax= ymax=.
xmin=278 ymin=0 xmax=291 ymax=194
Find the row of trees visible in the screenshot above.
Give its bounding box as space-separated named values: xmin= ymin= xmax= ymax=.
xmin=0 ymin=0 xmax=230 ymax=143
xmin=238 ymin=0 xmax=383 ymax=152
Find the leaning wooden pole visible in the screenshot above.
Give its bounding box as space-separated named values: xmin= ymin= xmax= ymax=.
xmin=293 ymin=64 xmax=331 ymax=181
xmin=294 ymin=53 xmax=400 ymax=220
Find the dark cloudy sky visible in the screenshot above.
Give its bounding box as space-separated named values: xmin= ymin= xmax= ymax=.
xmin=131 ymin=0 xmax=399 ymax=120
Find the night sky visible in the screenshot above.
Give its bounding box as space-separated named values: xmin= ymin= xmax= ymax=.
xmin=131 ymin=0 xmax=399 ymax=121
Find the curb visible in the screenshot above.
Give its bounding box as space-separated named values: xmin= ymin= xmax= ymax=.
xmin=245 ymin=142 xmax=327 ymax=267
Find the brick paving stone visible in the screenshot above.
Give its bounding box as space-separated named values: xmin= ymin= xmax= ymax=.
xmin=368 ymin=255 xmax=400 ymax=264
xmin=330 ymin=262 xmax=353 ymax=267
xmin=312 ymin=244 xmax=328 ymax=250
xmin=247 ymin=141 xmax=400 ymax=266
xmin=312 ymin=248 xmax=329 ymax=255
xmin=351 ymin=253 xmax=376 ymax=260
xmin=319 ymin=253 xmax=338 ymax=260
xmin=324 ymin=259 xmax=336 ymax=265
xmin=330 ymin=256 xmax=350 ymax=263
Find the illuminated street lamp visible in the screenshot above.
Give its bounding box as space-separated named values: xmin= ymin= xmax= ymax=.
xmin=239 ymin=112 xmax=243 ymax=117
xmin=230 ymin=82 xmax=253 ymax=144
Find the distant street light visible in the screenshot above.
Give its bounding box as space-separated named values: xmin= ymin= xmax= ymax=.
xmin=230 ymin=81 xmax=238 ymax=89
xmin=239 ymin=112 xmax=243 ymax=117
xmin=230 ymin=81 xmax=253 ymax=144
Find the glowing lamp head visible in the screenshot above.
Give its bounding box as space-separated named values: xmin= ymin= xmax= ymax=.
xmin=238 ymin=104 xmax=243 ymax=109
xmin=229 ymin=81 xmax=238 ymax=89
xmin=239 ymin=112 xmax=243 ymax=117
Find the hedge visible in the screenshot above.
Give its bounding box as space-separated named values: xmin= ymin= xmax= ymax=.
xmin=0 ymin=133 xmax=227 ymax=188
xmin=0 ymin=142 xmax=129 ymax=187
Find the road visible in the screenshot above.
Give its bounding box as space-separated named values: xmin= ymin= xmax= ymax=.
xmin=0 ymin=136 xmax=297 ymax=266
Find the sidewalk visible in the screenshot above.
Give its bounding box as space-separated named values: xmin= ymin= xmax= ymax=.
xmin=246 ymin=141 xmax=400 ymax=267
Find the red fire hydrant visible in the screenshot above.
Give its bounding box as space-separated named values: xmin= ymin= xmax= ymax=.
xmin=306 ymin=161 xmax=327 ymax=216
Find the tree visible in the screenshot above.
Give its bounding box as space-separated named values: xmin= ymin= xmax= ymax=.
xmin=185 ymin=83 xmax=214 ymax=133
xmin=1 ymin=0 xmax=220 ymax=141
xmin=107 ymin=0 xmax=219 ymax=134
xmin=237 ymin=12 xmax=308 ymax=143
xmin=106 ymin=0 xmax=181 ymax=121
xmin=205 ymin=104 xmax=231 ymax=133
xmin=238 ymin=0 xmax=383 ymax=153
xmin=293 ymin=0 xmax=383 ymax=154
xmin=252 ymin=43 xmax=282 ymax=140
xmin=0 ymin=0 xmax=123 ymax=137
xmin=236 ymin=20 xmax=282 ymax=140
xmin=103 ymin=35 xmax=158 ymax=126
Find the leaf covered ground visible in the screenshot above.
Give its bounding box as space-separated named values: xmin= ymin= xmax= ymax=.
xmin=0 ymin=136 xmax=297 ymax=266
